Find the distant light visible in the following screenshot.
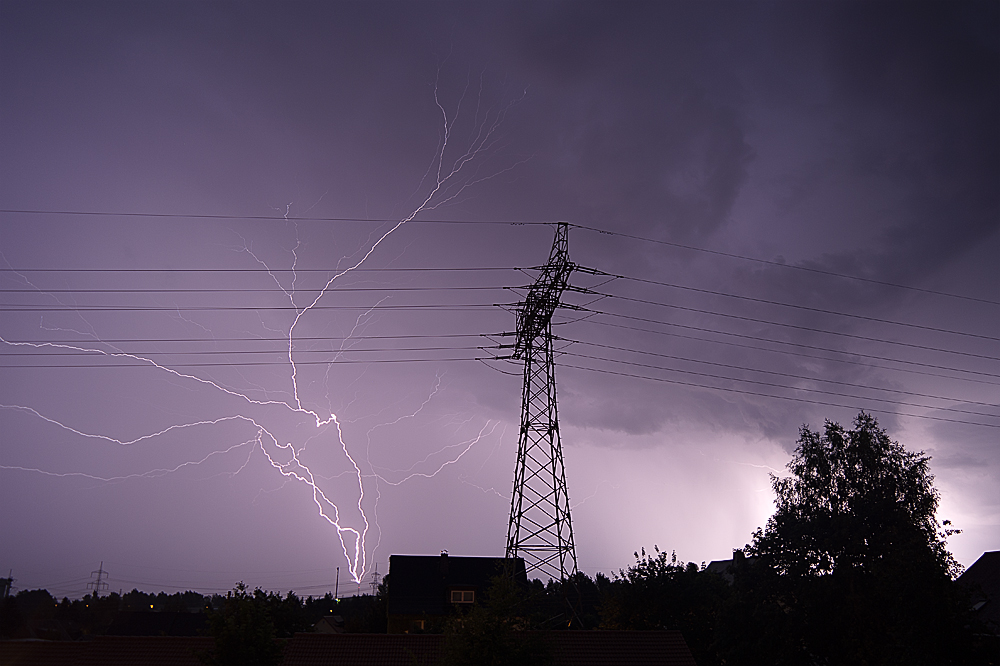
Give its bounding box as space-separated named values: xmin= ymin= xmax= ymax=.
xmin=150 ymin=604 xmax=154 ymax=608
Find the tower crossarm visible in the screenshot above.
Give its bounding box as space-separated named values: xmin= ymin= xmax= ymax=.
xmin=513 ymin=222 xmax=573 ymax=359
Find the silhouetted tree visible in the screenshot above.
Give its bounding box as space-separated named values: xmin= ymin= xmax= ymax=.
xmin=601 ymin=547 xmax=729 ymax=665
xmin=200 ymin=583 xmax=283 ymax=666
xmin=0 ymin=593 xmax=25 ymax=638
xmin=264 ymin=590 xmax=307 ymax=638
xmin=720 ymin=412 xmax=987 ymax=665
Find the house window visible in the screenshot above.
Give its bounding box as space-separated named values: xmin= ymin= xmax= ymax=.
xmin=450 ymin=589 xmax=474 ymax=603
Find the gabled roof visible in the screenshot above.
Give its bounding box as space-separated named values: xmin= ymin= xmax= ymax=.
xmin=77 ymin=636 xmax=214 ymax=666
xmin=959 ymin=551 xmax=1000 ymax=595
xmin=705 ymin=559 xmax=734 ymax=583
xmin=387 ymin=554 xmax=525 ymax=616
xmin=0 ymin=640 xmax=82 ymax=666
xmin=958 ymin=550 xmax=1000 ymax=632
xmin=705 ymin=556 xmax=756 ymax=585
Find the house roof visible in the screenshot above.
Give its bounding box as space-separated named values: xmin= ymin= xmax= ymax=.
xmin=704 ymin=559 xmax=734 ymax=583
xmin=386 ymin=554 xmax=525 ymax=616
xmin=958 ymin=550 xmax=1000 ymax=632
xmin=705 ymin=556 xmax=756 ymax=585
xmin=959 ymin=551 xmax=1000 ymax=596
xmin=0 ymin=640 xmax=82 ymax=666
xmin=77 ymin=636 xmax=215 ymax=666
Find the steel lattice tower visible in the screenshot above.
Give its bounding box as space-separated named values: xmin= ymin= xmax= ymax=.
xmin=505 ymin=222 xmax=578 ymax=582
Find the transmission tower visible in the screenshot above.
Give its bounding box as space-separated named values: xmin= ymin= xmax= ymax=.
xmin=87 ymin=561 xmax=109 ymax=597
xmin=505 ymin=222 xmax=579 ymax=582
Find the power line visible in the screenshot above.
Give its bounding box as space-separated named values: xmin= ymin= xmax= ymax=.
xmin=9 ymin=282 xmax=992 ymax=354
xmin=586 ymin=270 xmax=1000 ymax=342
xmin=557 ymin=337 xmax=1000 ymax=410
xmin=1 ymin=207 xmax=991 ymax=305
xmin=0 ymin=286 xmax=508 ymax=294
xmin=557 ymin=350 xmax=1000 ymax=421
xmin=582 ymin=305 xmax=1000 ymax=363
xmin=6 ymin=324 xmax=995 ymax=391
xmin=2 ymin=212 xmax=994 ymax=430
xmin=0 ymin=303 xmax=498 ymax=312
xmin=0 ymin=208 xmax=552 ymax=226
xmin=6 ymin=263 xmax=991 ymax=344
xmin=576 ymin=318 xmax=1000 ymax=386
xmin=0 ymin=344 xmax=488 ymax=358
xmin=0 ymin=333 xmax=484 ymax=344
xmin=0 ymin=356 xmax=493 ymax=369
xmin=0 ymin=266 xmax=514 ymax=273
xmin=8 ymin=334 xmax=995 ymax=414
xmin=576 ymin=317 xmax=1000 ymax=382
xmin=555 ymin=361 xmax=1000 ymax=429
xmin=4 ymin=304 xmax=992 ymax=378
xmin=567 ymin=223 xmax=1000 ymax=307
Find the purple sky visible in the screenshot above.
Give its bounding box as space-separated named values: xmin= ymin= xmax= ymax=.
xmin=1 ymin=1 xmax=997 ymax=598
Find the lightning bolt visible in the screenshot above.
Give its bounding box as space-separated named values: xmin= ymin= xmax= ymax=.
xmin=370 ymin=420 xmax=500 ymax=487
xmin=0 ymin=76 xmax=523 ymax=585
xmin=459 ymin=422 xmax=513 ymax=499
xmin=1 ymin=438 xmax=256 ymax=484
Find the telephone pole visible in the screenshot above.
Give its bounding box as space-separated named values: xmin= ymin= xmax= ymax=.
xmin=504 ymin=222 xmax=579 ymax=582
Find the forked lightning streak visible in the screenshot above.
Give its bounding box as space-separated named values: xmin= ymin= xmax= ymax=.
xmin=0 ymin=78 xmax=521 ymax=584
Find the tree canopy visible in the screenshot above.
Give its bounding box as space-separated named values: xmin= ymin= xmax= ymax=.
xmin=200 ymin=583 xmax=285 ymax=666
xmin=731 ymin=412 xmax=982 ymax=665
xmin=750 ymin=411 xmax=959 ymax=578
xmin=600 ymin=547 xmax=728 ymax=666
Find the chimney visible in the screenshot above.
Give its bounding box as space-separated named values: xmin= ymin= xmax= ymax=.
xmin=439 ymin=550 xmax=449 ymax=577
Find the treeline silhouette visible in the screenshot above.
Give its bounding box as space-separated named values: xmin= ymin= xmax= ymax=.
xmin=0 ymin=587 xmax=388 ymax=640
xmin=2 ymin=414 xmax=998 ymax=664
xmin=1 ymin=557 xmax=994 ymax=665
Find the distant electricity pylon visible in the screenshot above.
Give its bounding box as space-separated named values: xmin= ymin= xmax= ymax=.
xmin=504 ymin=222 xmax=580 ymax=582
xmin=88 ymin=561 xmax=109 ymax=597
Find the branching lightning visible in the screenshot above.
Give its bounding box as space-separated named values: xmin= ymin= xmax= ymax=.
xmin=0 ymin=438 xmax=255 ymax=483
xmin=370 ymin=420 xmax=500 ymax=486
xmin=0 ymin=76 xmax=521 ymax=585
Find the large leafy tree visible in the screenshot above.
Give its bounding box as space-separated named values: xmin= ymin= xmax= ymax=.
xmin=728 ymin=412 xmax=984 ymax=665
xmin=750 ymin=411 xmax=958 ymax=578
